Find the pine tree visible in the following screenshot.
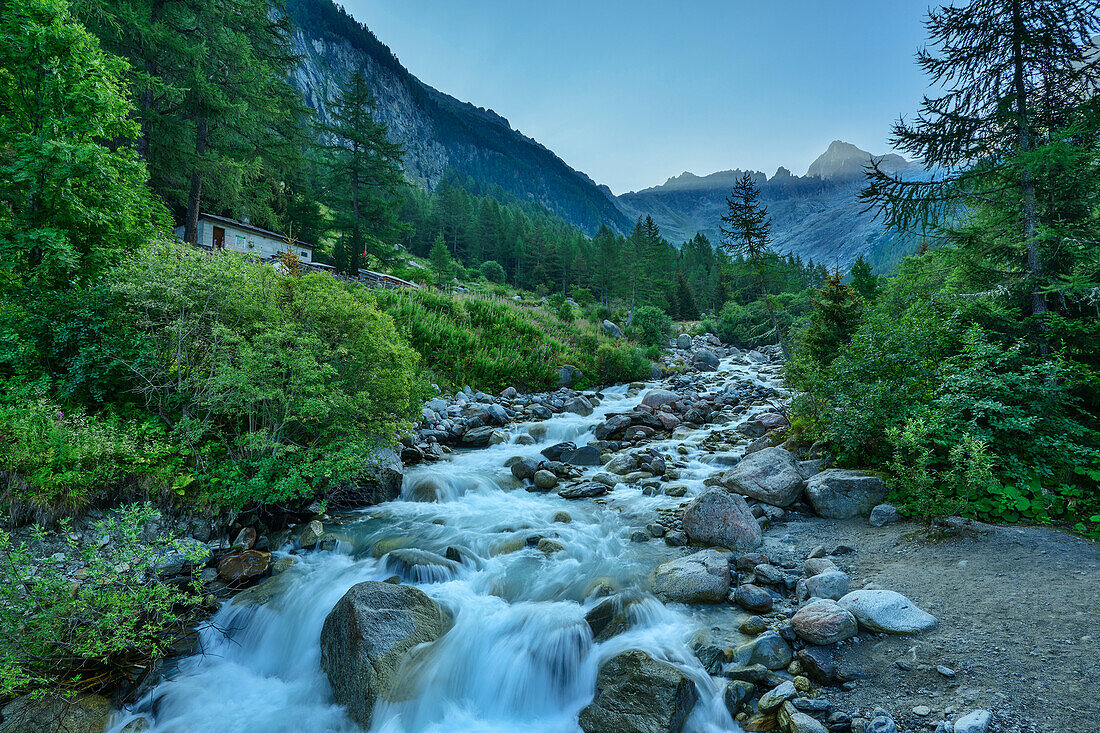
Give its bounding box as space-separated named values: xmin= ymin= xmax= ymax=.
xmin=803 ymin=269 xmax=863 ymax=367
xmin=320 ymin=70 xmax=406 ymax=274
xmin=720 ymin=172 xmax=787 ymax=355
xmin=861 ymin=0 xmax=1100 ymax=353
xmin=429 ymin=235 xmax=455 ymax=282
xmin=674 ymin=271 xmax=699 ymax=320
xmin=848 ymin=255 xmax=880 ymax=302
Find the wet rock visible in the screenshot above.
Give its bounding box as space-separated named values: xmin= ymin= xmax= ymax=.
xmin=232 ymin=527 xmax=257 ymax=550
xmin=579 ymin=650 xmax=697 ymax=733
xmin=565 ymin=445 xmax=603 ymax=466
xmin=715 ymin=447 xmax=804 ymax=506
xmin=681 ymin=489 xmax=762 ymax=550
xmin=759 ymin=681 xmax=797 ymax=713
xmin=733 ymin=631 xmax=792 ymax=670
xmin=537 ymin=538 xmax=565 ymax=554
xmin=630 ymin=530 xmax=650 ymax=543
xmin=723 ymin=663 xmax=773 ymax=684
xmin=320 ymin=581 xmax=444 ymax=729
xmin=838 ymin=590 xmax=937 ymax=634
xmin=664 ymin=530 xmax=689 ymax=547
xmin=216 ymin=550 xmax=270 ymax=585
xmin=346 ymin=446 xmax=405 ymax=506
xmin=585 ymin=594 xmax=638 ymax=641
xmin=384 ymin=548 xmax=461 ymax=582
xmin=553 ymin=511 xmax=572 ymax=523
xmin=533 ymin=470 xmax=559 ymax=490
xmin=663 ymin=484 xmax=687 ymax=497
xmin=509 ymin=457 xmax=540 ymax=481
xmin=0 ymin=694 xmax=111 ymax=733
xmin=559 ymin=482 xmax=609 ymax=499
xmin=868 ymin=503 xmax=900 ymax=527
xmin=740 ymin=615 xmax=769 ymax=635
xmin=804 ymin=470 xmax=887 ymax=519
xmin=605 ymin=453 xmax=639 ymax=475
xmin=271 ymin=555 xmax=297 ymax=574
xmin=642 ymin=389 xmax=680 ymax=409
xmin=542 ymin=442 xmax=577 ymax=462
xmin=461 ymin=426 xmax=497 ymax=447
xmin=791 ymin=599 xmax=858 ymax=645
xmin=296 ymin=520 xmax=324 ymax=549
xmin=693 ymin=349 xmax=720 ymax=371
xmin=653 ymin=549 xmax=731 ymax=603
xmin=787 ymin=711 xmax=829 ymax=733
xmin=796 ymin=570 xmax=850 ymax=602
xmin=229 ymin=570 xmax=296 ymax=608
xmin=953 ymin=709 xmax=992 ymax=733
xmin=724 ymin=680 xmax=755 ymax=717
xmin=733 ymin=584 xmax=774 ymax=613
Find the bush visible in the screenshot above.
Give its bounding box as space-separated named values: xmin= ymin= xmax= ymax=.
xmin=595 ymin=342 xmax=651 ymax=384
xmin=627 ymin=306 xmax=671 ymax=347
xmin=108 ymin=241 xmax=425 ymax=509
xmin=0 ymin=392 xmax=179 ymax=521
xmin=479 ymin=260 xmax=506 ymax=283
xmin=0 ymin=504 xmax=199 ymax=697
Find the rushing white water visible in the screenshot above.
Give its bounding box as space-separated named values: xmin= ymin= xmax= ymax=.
xmin=109 ymin=361 xmax=784 ymax=733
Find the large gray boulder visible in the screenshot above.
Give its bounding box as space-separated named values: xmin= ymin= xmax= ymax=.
xmin=641 ymin=389 xmax=680 ymax=410
xmin=838 ymin=590 xmax=937 ymax=634
xmin=579 ymin=650 xmax=697 ymax=733
xmin=681 ymin=489 xmax=762 ymax=550
xmin=715 ymin=447 xmax=804 ymax=507
xmin=557 ymin=365 xmax=583 ymax=388
xmin=804 ymin=469 xmax=887 ymax=519
xmin=320 ymin=581 xmax=444 ymax=728
xmin=676 ymin=333 xmax=693 ymax=349
xmin=602 ymin=320 xmax=624 ymax=338
xmin=0 ymin=694 xmax=111 ymax=733
xmin=790 ymin=599 xmax=858 ymax=645
xmin=692 ymin=350 xmax=720 ymax=371
xmin=652 ymin=549 xmax=731 ymax=604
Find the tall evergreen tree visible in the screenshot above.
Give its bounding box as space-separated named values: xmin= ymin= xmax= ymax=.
xmin=848 ymin=254 xmax=880 ymax=302
xmin=720 ymin=172 xmax=787 ymax=355
xmin=861 ymin=0 xmax=1100 ymax=353
xmin=320 ymin=70 xmax=406 ymax=274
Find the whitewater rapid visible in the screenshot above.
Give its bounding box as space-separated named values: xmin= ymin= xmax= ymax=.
xmin=109 ymin=361 xmax=783 ymax=733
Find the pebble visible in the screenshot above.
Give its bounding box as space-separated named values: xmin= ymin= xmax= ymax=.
xmin=895 ymin=660 xmax=912 ymax=671
xmin=937 ymin=665 xmax=956 ymax=678
xmin=913 ymin=705 xmax=931 ymax=716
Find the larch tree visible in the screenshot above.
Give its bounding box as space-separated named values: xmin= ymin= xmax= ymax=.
xmin=320 ymin=70 xmax=406 ymax=275
xmin=720 ymin=172 xmax=787 ymax=355
xmin=861 ymin=0 xmax=1100 ymax=354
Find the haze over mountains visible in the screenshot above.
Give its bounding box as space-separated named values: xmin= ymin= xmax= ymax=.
xmin=288 ymin=0 xmax=919 ymax=271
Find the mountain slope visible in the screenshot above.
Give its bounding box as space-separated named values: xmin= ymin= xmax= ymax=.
xmin=286 ymin=0 xmax=630 ymax=234
xmin=617 ymin=142 xmax=921 ymax=272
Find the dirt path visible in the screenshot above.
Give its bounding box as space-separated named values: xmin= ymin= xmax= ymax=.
xmin=759 ymin=516 xmax=1100 ymax=732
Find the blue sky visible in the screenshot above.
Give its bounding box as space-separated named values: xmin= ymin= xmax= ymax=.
xmin=342 ymin=1 xmax=934 ymax=194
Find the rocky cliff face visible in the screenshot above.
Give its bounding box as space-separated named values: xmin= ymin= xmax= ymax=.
xmin=286 ymin=0 xmax=630 ymax=234
xmin=617 ymin=142 xmax=922 ymax=272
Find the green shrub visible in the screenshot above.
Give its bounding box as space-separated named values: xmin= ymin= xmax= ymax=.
xmin=108 ymin=241 xmax=424 ymax=509
xmin=480 ymin=260 xmax=506 ymax=283
xmin=595 ymin=342 xmax=651 ymax=384
xmin=0 ymin=504 xmax=199 ymax=697
xmin=0 ymin=391 xmax=179 ymax=520
xmin=627 ymin=306 xmax=671 ymax=347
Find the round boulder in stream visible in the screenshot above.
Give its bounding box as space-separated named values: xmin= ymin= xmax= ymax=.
xmin=320 ymin=581 xmax=444 ymax=729
xmin=681 ymin=488 xmax=762 ymax=550
xmin=653 ymin=549 xmax=731 ymax=603
xmin=579 ymin=650 xmax=698 ymax=733
xmin=714 ymin=447 xmax=805 ymax=507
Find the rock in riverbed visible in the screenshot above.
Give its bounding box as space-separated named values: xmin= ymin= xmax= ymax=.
xmin=804 ymin=470 xmax=887 ymax=519
xmin=790 ymin=599 xmax=858 ymax=645
xmin=579 ymin=650 xmax=697 ymax=733
xmin=714 ymin=447 xmax=804 ymax=507
xmin=681 ymin=489 xmax=762 ymax=550
xmin=653 ymin=549 xmax=731 ymax=603
xmin=320 ymin=581 xmax=444 ymax=728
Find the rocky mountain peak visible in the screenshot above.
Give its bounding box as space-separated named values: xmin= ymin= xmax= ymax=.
xmin=806 ymin=140 xmax=909 ymax=181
